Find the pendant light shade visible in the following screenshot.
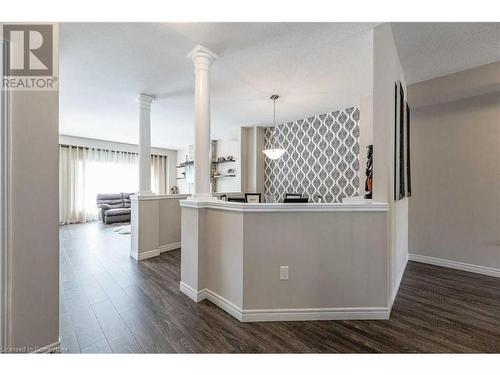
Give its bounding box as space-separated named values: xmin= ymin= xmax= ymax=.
xmin=262 ymin=94 xmax=285 ymax=160
xmin=262 ymin=148 xmax=286 ymax=159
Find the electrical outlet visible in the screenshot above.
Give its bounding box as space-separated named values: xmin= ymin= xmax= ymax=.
xmin=280 ymin=266 xmax=289 ymax=280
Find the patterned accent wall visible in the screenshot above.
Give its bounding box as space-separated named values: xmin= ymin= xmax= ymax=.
xmin=264 ymin=107 xmax=360 ymax=203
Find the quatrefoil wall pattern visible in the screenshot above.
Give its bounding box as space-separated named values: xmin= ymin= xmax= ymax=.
xmin=264 ymin=107 xmax=360 ymax=203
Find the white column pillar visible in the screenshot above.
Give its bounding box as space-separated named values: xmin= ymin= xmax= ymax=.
xmin=187 ymin=45 xmax=218 ymax=200
xmin=137 ymin=93 xmax=155 ymax=196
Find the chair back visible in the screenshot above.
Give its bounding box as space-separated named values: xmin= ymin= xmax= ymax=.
xmin=227 ymin=197 xmax=246 ymax=203
xmin=284 ymin=197 xmax=309 ymax=203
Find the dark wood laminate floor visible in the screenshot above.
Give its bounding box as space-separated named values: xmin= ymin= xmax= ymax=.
xmin=60 ymin=222 xmax=500 ymax=353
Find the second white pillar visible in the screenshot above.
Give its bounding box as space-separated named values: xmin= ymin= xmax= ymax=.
xmin=137 ymin=93 xmax=155 ymax=196
xmin=187 ymin=45 xmax=218 ymax=200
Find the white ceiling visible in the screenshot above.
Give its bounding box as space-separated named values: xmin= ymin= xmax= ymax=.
xmin=60 ymin=22 xmax=500 ymax=150
xmin=59 ymin=23 xmax=376 ymax=149
xmin=392 ymin=22 xmax=500 ymax=84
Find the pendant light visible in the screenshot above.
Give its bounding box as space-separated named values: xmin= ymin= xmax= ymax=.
xmin=262 ymin=94 xmax=285 ymax=160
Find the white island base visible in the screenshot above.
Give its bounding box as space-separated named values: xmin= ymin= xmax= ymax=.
xmin=179 ymin=200 xmax=391 ymax=322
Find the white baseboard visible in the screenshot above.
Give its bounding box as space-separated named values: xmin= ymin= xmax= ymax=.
xmin=160 ymin=242 xmax=182 ymax=252
xmin=179 ymin=282 xmax=390 ymax=322
xmin=131 ymin=242 xmax=181 ymax=261
xmin=241 ymin=307 xmax=390 ymax=322
xmin=179 ymin=282 xmax=204 ymax=302
xmin=34 ymin=340 xmax=61 ymax=353
xmin=409 ymin=253 xmax=500 ymax=278
xmin=202 ymin=289 xmax=244 ymax=321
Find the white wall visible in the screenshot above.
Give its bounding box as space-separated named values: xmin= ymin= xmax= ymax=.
xmin=180 ymin=205 xmax=389 ymax=319
xmin=409 ymin=92 xmax=500 ymax=271
xmin=8 ymin=90 xmax=59 ymax=349
xmin=130 ymin=195 xmax=189 ymax=260
xmin=373 ymin=23 xmax=409 ymax=305
xmin=408 ymin=61 xmax=500 ymax=109
xmin=176 ymin=128 xmax=247 ymax=195
xmin=242 ymin=210 xmax=388 ymax=310
xmin=0 ymin=25 xmax=60 ymax=352
xmin=176 ymin=147 xmax=193 ymax=194
xmin=205 ymin=209 xmax=244 ymax=307
xmin=244 ymin=127 xmax=266 ymax=194
xmin=213 ymin=136 xmax=241 ymax=193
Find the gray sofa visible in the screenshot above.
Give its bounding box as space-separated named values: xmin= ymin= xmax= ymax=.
xmin=96 ymin=193 xmax=133 ymax=224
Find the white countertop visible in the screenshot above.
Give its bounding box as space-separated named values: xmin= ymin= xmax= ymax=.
xmin=180 ymin=199 xmax=388 ymax=212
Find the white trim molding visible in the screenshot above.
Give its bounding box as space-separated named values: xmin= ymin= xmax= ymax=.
xmin=0 ymin=39 xmax=12 ymax=351
xmin=131 ymin=242 xmax=181 ymax=261
xmin=200 ymin=289 xmax=243 ymax=321
xmin=242 ymin=306 xmax=390 ymax=322
xmin=179 ymin=282 xmax=203 ymax=303
xmin=179 ymin=282 xmax=390 ymax=322
xmin=409 ymin=253 xmax=500 ymax=278
xmin=58 ymin=135 xmax=177 ymax=158
xmin=180 ymin=200 xmax=389 ymax=213
xmin=390 ymin=254 xmax=408 ymax=310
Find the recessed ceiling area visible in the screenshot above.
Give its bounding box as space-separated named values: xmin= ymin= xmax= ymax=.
xmin=392 ymin=22 xmax=500 ymax=84
xmin=59 ymin=23 xmax=376 ymax=149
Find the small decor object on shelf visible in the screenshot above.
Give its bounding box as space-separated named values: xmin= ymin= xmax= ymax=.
xmin=217 ymin=157 xmax=226 ymax=162
xmin=245 ymin=193 xmax=261 ymax=203
xmin=265 ymin=194 xmax=278 ymax=203
xmin=364 ymin=145 xmax=373 ymax=199
xmin=219 ymin=194 xmax=227 ymax=201
xmin=316 ymin=195 xmax=323 ymax=203
xmin=171 ymin=186 xmax=179 ymax=194
xmin=227 ymin=155 xmax=234 ymax=161
xmin=227 ymin=168 xmax=235 ymax=175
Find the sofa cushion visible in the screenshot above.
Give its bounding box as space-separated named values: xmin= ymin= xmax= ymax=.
xmin=121 ymin=192 xmax=134 ymax=208
xmin=96 ymin=193 xmax=122 ymax=201
xmin=105 ymin=208 xmax=131 ymax=217
xmin=100 ymin=201 xmax=123 ymax=209
xmin=105 ymin=214 xmax=130 ymax=224
xmin=96 ymin=192 xmax=124 ymax=209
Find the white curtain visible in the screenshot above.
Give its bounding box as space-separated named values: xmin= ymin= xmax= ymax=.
xmin=59 ymin=145 xmax=89 ymax=224
xmin=84 ymin=148 xmax=139 ymax=221
xmin=151 ymin=154 xmax=168 ymax=195
xmin=59 ymin=145 xmax=169 ymax=224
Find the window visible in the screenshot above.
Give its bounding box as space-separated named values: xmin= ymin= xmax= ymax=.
xmin=59 ymin=145 xmax=168 ymax=224
xmin=83 ymin=159 xmax=139 ymax=219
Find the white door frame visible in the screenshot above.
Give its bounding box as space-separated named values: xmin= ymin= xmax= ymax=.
xmin=0 ymin=39 xmax=12 ymax=351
